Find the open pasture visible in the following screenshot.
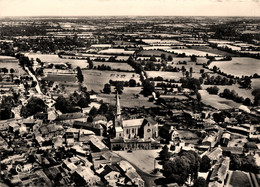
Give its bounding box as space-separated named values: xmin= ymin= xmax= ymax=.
xmin=82 ymin=70 xmax=140 ymax=92
xmin=93 ymin=61 xmax=134 ymax=71
xmin=209 ymin=57 xmax=260 ymax=77
xmin=166 ymin=49 xmax=220 ymax=57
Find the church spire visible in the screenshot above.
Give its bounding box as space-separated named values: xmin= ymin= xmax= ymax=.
xmin=116 ymin=92 xmax=121 ymax=117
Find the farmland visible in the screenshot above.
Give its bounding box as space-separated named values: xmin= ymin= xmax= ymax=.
xmin=209 ymin=57 xmax=260 ymax=77
xmin=202 ymin=84 xmax=255 ymax=100
xmin=42 ymin=74 xmax=77 ymax=82
xmin=198 ymin=90 xmax=242 ymax=110
xmin=137 ymin=50 xmax=175 ymax=57
xmin=82 ymin=70 xmax=141 ymax=92
xmin=0 ymin=55 xmax=26 ymax=75
xmin=166 ymin=49 xmax=220 ymax=57
xmin=191 ymin=46 xmax=237 ymax=57
xmin=25 ymin=53 xmax=88 ymax=68
xmin=93 ymin=61 xmax=134 ymax=71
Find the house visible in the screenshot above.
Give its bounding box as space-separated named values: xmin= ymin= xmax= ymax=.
xmin=208 ymin=157 xmax=230 ymax=187
xmin=99 ymin=165 xmax=121 ymax=186
xmin=125 ymin=168 xmax=144 ymax=187
xmin=221 ymin=132 xmax=231 ymax=147
xmin=204 ymin=147 xmax=222 ymax=164
xmin=202 ymin=133 xmax=218 ymax=148
xmin=118 ymin=160 xmax=135 ymax=173
xmin=159 ymin=124 xmax=180 ymax=142
xmin=71 ymin=166 xmax=100 ymax=186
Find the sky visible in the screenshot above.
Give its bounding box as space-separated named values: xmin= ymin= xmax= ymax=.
xmin=0 ymin=0 xmax=259 ymax=17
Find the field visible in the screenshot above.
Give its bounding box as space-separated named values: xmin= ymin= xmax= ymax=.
xmin=114 ymin=150 xmax=162 ymax=174
xmin=252 ymin=79 xmax=260 ymax=89
xmin=209 ymin=57 xmax=260 ymax=77
xmin=42 ymin=74 xmax=77 ymax=82
xmin=137 ymin=50 xmax=175 ymax=57
xmin=166 ymin=49 xmax=220 ymax=57
xmin=82 ymin=70 xmax=141 ymax=92
xmin=191 ymin=46 xmax=237 ymax=57
xmin=98 ymin=48 xmax=135 ymax=55
xmin=199 ymin=90 xmax=242 ymax=110
xmin=202 ymin=84 xmax=255 ymax=100
xmin=93 ymin=61 xmax=134 ymax=71
xmin=0 ymin=55 xmax=26 ymax=75
xmin=228 ymin=171 xmax=251 ymax=187
xmin=97 ymin=87 xmax=156 ymax=108
xmin=146 ymin=63 xmax=208 ymax=80
xmin=146 ymin=71 xmax=183 ymax=80
xmin=25 ymin=53 xmax=88 ymax=68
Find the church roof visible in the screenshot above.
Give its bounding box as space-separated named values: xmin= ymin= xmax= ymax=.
xmin=122 ymin=118 xmax=144 ymax=128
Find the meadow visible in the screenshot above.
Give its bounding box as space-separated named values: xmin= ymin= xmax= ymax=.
xmin=82 ymin=70 xmax=141 ymax=92
xmin=25 ymin=53 xmax=88 ymax=68
xmin=209 ymin=57 xmax=260 ymax=77
xmin=0 ymin=55 xmax=26 ymax=75
xmin=93 ymin=61 xmax=134 ymax=71
xmin=166 ymin=49 xmax=220 ymax=57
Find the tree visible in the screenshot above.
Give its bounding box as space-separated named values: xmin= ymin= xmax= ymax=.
xmin=20 ymin=97 xmax=46 ymax=118
xmin=243 ymin=98 xmax=251 ymax=106
xmin=181 ymin=66 xmax=186 ymax=77
xmin=252 ymin=89 xmax=260 ymax=106
xmin=200 ymin=155 xmax=211 ymax=172
xmin=98 ymin=103 xmax=109 ymax=115
xmin=0 ymin=106 xmax=13 ymax=120
xmin=163 ymin=157 xmax=190 ymax=185
xmin=193 ymin=177 xmax=207 ymax=187
xmin=142 ymin=79 xmax=155 ymax=97
xmin=2 ymin=68 xmax=8 ymax=74
xmin=206 ymin=86 xmax=219 ymax=95
xmin=77 ymin=97 xmax=90 ymax=108
xmin=76 ymin=66 xmax=84 ymax=83
xmin=213 ymin=66 xmax=218 ymax=73
xmin=196 ymin=92 xmax=201 ymax=102
xmin=129 ymin=79 xmax=137 ymax=87
xmin=168 ymin=55 xmax=173 ymax=61
xmin=161 ymin=53 xmax=166 ymax=60
xmin=189 ymin=67 xmax=193 ymax=77
xmin=115 ymin=82 xmax=124 ymax=94
xmin=89 ymin=106 xmax=98 ymax=116
xmin=190 ymin=55 xmax=197 ymax=62
xmin=103 ymin=83 xmax=111 ymax=94
xmin=159 ymin=145 xmax=171 ymax=161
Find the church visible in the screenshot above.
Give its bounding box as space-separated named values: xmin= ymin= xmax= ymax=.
xmin=109 ymin=93 xmax=159 ymax=151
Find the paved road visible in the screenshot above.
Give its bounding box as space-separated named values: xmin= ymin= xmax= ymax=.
xmin=24 ymin=67 xmax=43 ymax=94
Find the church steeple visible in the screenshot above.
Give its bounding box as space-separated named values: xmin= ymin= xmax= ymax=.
xmin=116 ymin=92 xmax=121 ymax=118
xmin=114 ymin=92 xmax=122 ymax=128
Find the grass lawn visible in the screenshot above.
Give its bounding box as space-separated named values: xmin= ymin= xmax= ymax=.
xmin=229 ymin=171 xmax=251 ymax=187
xmin=114 ymin=149 xmax=162 ymax=174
